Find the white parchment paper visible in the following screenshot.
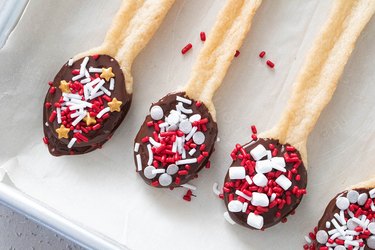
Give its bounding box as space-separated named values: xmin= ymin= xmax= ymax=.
xmin=0 ymin=0 xmax=375 ymax=249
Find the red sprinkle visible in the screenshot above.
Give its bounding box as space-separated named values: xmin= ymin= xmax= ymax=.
xmin=181 ymin=43 xmax=192 ymax=54
xmin=234 ymin=50 xmax=240 ymax=57
xmin=266 ymin=60 xmax=275 ymax=68
xmin=42 ymin=137 xmax=49 ymax=145
xmin=49 ymin=87 xmax=56 ymax=94
xmin=92 ymin=124 xmax=101 ymax=131
xmin=251 ymin=125 xmax=257 ymax=134
xmin=200 ymin=32 xmax=206 ymax=41
xmin=259 ymin=51 xmax=266 ymax=58
xmin=92 ymin=54 xmax=100 ymax=60
xmin=49 ymin=111 xmax=57 ymax=122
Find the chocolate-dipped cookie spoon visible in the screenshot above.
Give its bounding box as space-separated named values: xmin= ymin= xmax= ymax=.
xmin=305 ymin=178 xmax=375 ymax=249
xmin=134 ymin=0 xmax=262 ymax=188
xmin=43 ymin=0 xmax=175 ymax=156
xmin=222 ymin=0 xmax=375 ymax=230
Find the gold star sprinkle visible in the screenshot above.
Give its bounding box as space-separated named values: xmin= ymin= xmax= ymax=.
xmin=100 ymin=67 xmax=115 ymax=81
xmin=56 ymin=125 xmax=70 ymax=139
xmin=59 ymin=80 xmax=71 ymax=93
xmin=108 ymin=98 xmax=122 ymax=112
xmin=83 ymin=113 xmax=96 ymax=126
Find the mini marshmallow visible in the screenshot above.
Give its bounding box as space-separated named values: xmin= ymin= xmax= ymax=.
xmin=347 ymin=190 xmax=359 ymax=203
xmin=229 ymin=167 xmax=246 ymax=180
xmin=228 ymin=200 xmax=243 ymax=212
xmin=189 ymin=114 xmax=201 ymax=123
xmin=193 ymin=131 xmax=205 ymax=145
xmin=247 ymin=213 xmax=264 ymax=229
xmin=275 ymin=175 xmax=292 ymax=190
xmin=158 ymin=173 xmax=172 ymax=186
xmin=370 ymin=188 xmax=375 ymax=198
xmin=255 ymin=160 xmax=273 ymax=174
xmin=144 ymin=166 xmax=157 ymax=179
xmin=251 ymin=192 xmax=269 ymax=207
xmin=179 ymin=120 xmax=192 ymax=134
xmin=166 ymin=164 xmax=179 ymax=175
xmin=316 ymin=230 xmax=328 ymax=244
xmin=253 ymin=173 xmax=268 ymax=187
xmin=357 ymin=193 xmax=368 ymax=206
xmin=271 ymin=157 xmax=286 ymax=168
xmin=150 ymin=105 xmax=164 ymax=120
xmin=336 ymin=197 xmax=350 ymax=210
xmin=250 ymin=144 xmax=267 ymax=161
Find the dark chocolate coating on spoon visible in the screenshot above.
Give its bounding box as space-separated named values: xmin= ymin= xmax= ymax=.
xmin=224 ymin=138 xmax=307 ymax=229
xmin=316 ymin=188 xmax=372 ymax=249
xmin=43 ymin=55 xmax=131 ymax=156
xmin=134 ymin=92 xmax=218 ymax=188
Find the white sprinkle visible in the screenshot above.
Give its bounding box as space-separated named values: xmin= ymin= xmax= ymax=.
xmin=176 ymin=158 xmax=197 ymax=165
xmin=270 ymin=193 xmax=276 ymax=202
xmin=159 ymin=122 xmax=168 ymax=128
xmin=188 ymin=148 xmax=196 ymax=156
xmin=331 ymin=218 xmax=346 ymax=236
xmin=90 ymin=79 xmax=105 ymax=97
xmin=369 ymin=188 xmax=375 ymax=198
xmin=72 ymin=74 xmax=84 ymax=81
xmin=149 ymin=137 xmax=161 ymax=148
xmin=367 ymin=236 xmax=375 ymax=249
xmin=326 ymin=221 xmax=331 ymax=229
xmin=304 ymin=236 xmax=312 ymax=244
xmin=67 ymin=138 xmax=77 ymax=149
xmin=357 ymin=193 xmax=368 ymax=206
xmin=166 ymin=164 xmax=178 ymax=175
xmin=68 ymin=58 xmax=73 ymax=66
xmin=176 ymin=96 xmax=192 ymax=105
xmin=70 ymin=111 xmax=85 ymax=118
xmin=143 ymin=166 xmax=156 ymax=179
xmin=96 ymin=107 xmax=110 ymax=118
xmin=152 ymin=169 xmax=165 ymax=175
xmin=347 ymin=190 xmax=359 ymax=203
xmin=71 ymin=113 xmax=86 ymax=126
xmin=368 ymin=222 xmax=375 ymax=234
xmin=242 ymin=202 xmax=248 ymax=213
xmin=181 ymin=183 xmax=197 ymax=190
xmin=159 ymin=173 xmax=172 ymax=186
xmin=179 ymin=120 xmax=192 ymax=134
xmin=80 ymin=78 xmax=91 ymax=84
xmin=84 ymin=86 xmax=90 ymax=100
xmin=250 ymin=144 xmax=267 ymax=161
xmin=100 ymin=86 xmax=111 ymax=96
xmin=172 ymin=141 xmax=178 ymax=153
xmin=45 ymin=122 xmax=49 ymax=127
xmin=136 ymin=154 xmax=142 ymax=172
xmin=336 ymin=197 xmax=350 ymax=210
xmin=109 ymin=78 xmax=115 ymax=90
xmin=69 ymin=99 xmax=93 ymax=108
xmin=235 ymin=190 xmax=252 ymax=201
xmin=134 ymin=143 xmax=140 ymax=153
xmin=334 ymin=213 xmax=345 ymax=225
xmin=224 ymin=212 xmax=236 ymax=225
xmin=167 ymin=113 xmax=180 ymax=125
xmin=253 ymin=173 xmax=268 ymax=187
xmin=56 ymin=108 xmax=62 ymax=124
xmin=68 ymin=104 xmax=86 ymax=110
xmin=251 ymin=192 xmax=269 ymax=207
xmin=185 ymin=126 xmax=198 ymax=141
xmin=63 ymin=93 xmax=81 ymax=99
xmin=84 ymin=69 xmax=90 ymax=78
xmin=247 ymin=213 xmax=264 ymax=229
xmin=212 ymin=183 xmax=221 ymax=196
xmin=147 ymin=144 xmax=153 ymax=166
xmin=89 ymin=90 xmax=104 ymax=100
xmin=189 ymin=114 xmax=201 ymax=123
xmin=229 ymin=167 xmax=246 ymax=180
xmin=150 ymin=106 xmax=164 ymax=120
xmin=89 ymin=67 xmax=102 ymax=73
xmin=275 ymin=175 xmax=292 ymax=190
xmin=193 ymin=131 xmax=205 ymax=145
xmin=176 ymin=102 xmax=193 ymax=114
xmin=228 ymin=200 xmax=243 ymax=212
xmin=266 ymin=150 xmax=272 ymax=159
xmin=371 ymin=201 xmax=375 ymax=212
xmin=80 ymin=57 xmax=89 ymax=74
xmin=182 ymin=148 xmax=186 ymax=159
xmin=86 ymin=77 xmax=101 ymax=88
xmin=245 ymin=175 xmax=253 ymax=185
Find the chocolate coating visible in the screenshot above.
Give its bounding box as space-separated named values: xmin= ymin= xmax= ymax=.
xmin=134 ymin=92 xmax=218 ymax=187
xmin=43 ymin=55 xmax=131 ymax=156
xmin=316 ymin=188 xmax=372 ymax=249
xmin=224 ymin=138 xmax=307 ymax=229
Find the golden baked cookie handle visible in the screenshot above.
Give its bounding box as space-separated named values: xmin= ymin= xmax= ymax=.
xmin=74 ymin=0 xmax=175 ymax=94
xmin=184 ymin=0 xmax=262 ymax=120
xmin=261 ymin=0 xmax=375 ymax=162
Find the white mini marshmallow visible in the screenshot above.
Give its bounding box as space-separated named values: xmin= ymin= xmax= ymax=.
xmin=229 ymin=167 xmax=246 ymax=180
xmin=144 ymin=166 xmax=157 ymax=179
xmin=357 ymin=193 xmax=368 ymax=206
xmin=316 ymin=230 xmax=328 ymax=244
xmin=179 ymin=120 xmax=192 ymax=134
xmin=189 ymin=114 xmax=201 ymax=123
xmin=253 ymin=173 xmax=268 ymax=187
xmin=250 ymin=144 xmax=267 ymax=161
xmin=368 ymin=222 xmax=375 ymax=234
xmin=247 ymin=213 xmax=264 ymax=229
xmin=255 ymin=160 xmax=273 ymax=174
xmin=275 ymin=175 xmax=292 ymax=190
xmin=336 ymin=197 xmax=350 ymax=210
xmin=166 ymin=164 xmax=179 ymax=175
xmin=370 ymin=188 xmax=375 ymax=198
xmin=193 ymin=131 xmax=205 ymax=145
xmin=167 ymin=113 xmax=180 ymax=125
xmin=251 ymin=192 xmax=269 ymax=207
xmin=228 ymin=200 xmax=243 ymax=212
xmin=150 ymin=106 xmax=163 ymax=120
xmin=347 ymin=190 xmax=359 ymax=203
xmin=271 ymin=157 xmax=286 ymax=168
xmin=158 ymin=173 xmax=172 ymax=186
